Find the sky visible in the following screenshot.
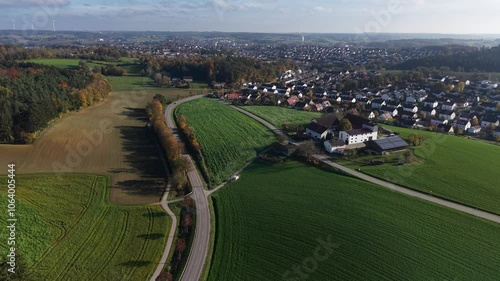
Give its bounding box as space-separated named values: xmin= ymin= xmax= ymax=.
xmin=0 ymin=0 xmax=499 ymax=34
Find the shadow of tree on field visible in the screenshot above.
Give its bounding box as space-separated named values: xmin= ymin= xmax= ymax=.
xmin=115 ymin=179 xmax=165 ymax=197
xmin=143 ymin=212 xmax=167 ymax=218
xmin=119 ymin=260 xmax=152 ymax=268
xmin=111 ymin=111 xmax=167 ymax=199
xmin=121 ymin=107 xmax=149 ymax=122
xmin=137 ymin=233 xmax=165 ymax=240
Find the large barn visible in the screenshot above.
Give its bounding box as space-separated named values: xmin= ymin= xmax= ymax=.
xmin=365 ymin=136 xmax=409 ymax=155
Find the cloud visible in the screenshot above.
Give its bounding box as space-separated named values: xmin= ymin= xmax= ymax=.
xmin=312 ymin=6 xmax=332 ymax=13
xmin=0 ymin=0 xmax=70 ymax=6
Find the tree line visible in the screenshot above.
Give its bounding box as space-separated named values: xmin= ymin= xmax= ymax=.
xmin=176 ymin=114 xmax=210 ymax=184
xmin=146 ymin=99 xmax=191 ymax=195
xmin=142 ymin=55 xmax=295 ymax=86
xmin=0 ymin=62 xmax=111 ymax=143
xmin=0 ymin=45 xmax=129 ymax=62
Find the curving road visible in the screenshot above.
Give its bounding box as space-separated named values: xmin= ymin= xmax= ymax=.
xmin=232 ymin=105 xmax=500 ymax=224
xmin=164 ymin=95 xmax=211 ymax=281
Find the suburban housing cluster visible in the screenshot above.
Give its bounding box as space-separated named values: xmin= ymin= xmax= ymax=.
xmin=224 ymin=69 xmax=500 ymax=142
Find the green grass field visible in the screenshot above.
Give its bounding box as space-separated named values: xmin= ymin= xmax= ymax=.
xmin=28 ymin=58 xmax=136 ymax=69
xmin=28 ymin=58 xmax=210 ymax=93
xmin=208 ymin=160 xmax=500 ymax=281
xmin=242 ymin=106 xmax=323 ymax=127
xmin=175 ymin=99 xmax=276 ymax=186
xmin=0 ymin=174 xmax=169 ymax=281
xmin=339 ymin=125 xmax=500 ymax=214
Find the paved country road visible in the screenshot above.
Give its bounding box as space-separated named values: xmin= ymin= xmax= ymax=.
xmin=164 ymin=95 xmax=210 ymax=281
xmin=231 ymin=105 xmax=500 ymax=225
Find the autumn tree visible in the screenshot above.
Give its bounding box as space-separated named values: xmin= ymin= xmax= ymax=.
xmin=471 ymin=117 xmax=479 ymax=126
xmin=339 ymin=119 xmax=353 ymax=131
xmin=403 ymin=150 xmax=414 ymax=163
xmin=156 ymin=271 xmax=173 ymax=281
xmin=408 ymin=134 xmax=425 ymax=146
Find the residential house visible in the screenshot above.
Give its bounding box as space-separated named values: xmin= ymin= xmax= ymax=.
xmin=339 ymin=128 xmax=378 ymax=145
xmin=385 ymin=101 xmax=402 ymax=109
xmin=312 ymin=115 xmax=340 ymax=131
xmin=403 ymin=104 xmax=418 ymax=113
xmin=468 ymin=125 xmax=482 ymax=134
xmin=324 ymin=139 xmax=346 ymax=154
xmin=481 ymin=117 xmax=499 ymax=128
xmin=381 ymin=93 xmax=391 ymax=101
xmin=481 ymin=102 xmax=498 ymax=111
xmin=380 ymin=106 xmax=399 ymax=117
xmin=400 ymin=112 xmax=419 ymax=120
xmin=424 ymin=99 xmax=439 ymax=108
xmin=442 ymin=101 xmax=457 ymax=111
xmin=322 ymin=100 xmax=332 ymax=108
xmin=371 ymin=99 xmax=386 ymax=109
xmin=338 ymin=114 xmax=378 ymax=145
xmin=287 ymin=96 xmax=299 ymax=107
xmin=420 ymin=106 xmax=437 ymax=117
xmin=494 ymin=127 xmax=500 ymax=138
xmin=455 ymin=120 xmax=471 ymax=131
xmin=362 ymin=110 xmax=376 ymax=120
xmin=226 ymin=93 xmax=242 ymax=100
xmin=294 ymin=102 xmax=308 ymax=110
xmin=401 ymin=119 xmax=418 ymax=128
xmin=430 ymin=118 xmax=449 ymax=126
xmin=437 ymin=124 xmax=454 ymax=134
xmin=406 ymin=96 xmax=417 ymax=103
xmin=306 ymin=123 xmax=329 ymax=140
xmin=378 ymin=113 xmax=393 ymax=122
xmin=438 ymin=110 xmax=456 ymax=121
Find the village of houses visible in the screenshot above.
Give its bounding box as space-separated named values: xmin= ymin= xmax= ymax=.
xmin=223 ymin=69 xmax=500 ymax=156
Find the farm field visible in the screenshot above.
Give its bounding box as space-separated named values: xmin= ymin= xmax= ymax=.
xmin=208 ymin=160 xmax=500 ymax=281
xmin=339 ymin=125 xmax=500 ymax=215
xmin=0 ymin=91 xmax=174 ymax=205
xmin=28 ymin=58 xmax=136 ymax=69
xmin=175 ymin=99 xmax=276 ymax=186
xmin=241 ymin=106 xmax=323 ymax=127
xmin=0 ymin=174 xmax=169 ymax=281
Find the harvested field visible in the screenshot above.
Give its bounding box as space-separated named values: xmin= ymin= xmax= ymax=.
xmin=0 ymin=90 xmax=191 ymax=204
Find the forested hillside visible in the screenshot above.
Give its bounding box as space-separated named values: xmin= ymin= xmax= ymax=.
xmin=0 ymin=61 xmax=111 ymax=143
xmin=393 ymin=45 xmax=500 ymax=72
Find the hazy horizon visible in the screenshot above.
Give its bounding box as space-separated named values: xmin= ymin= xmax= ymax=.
xmin=1 ymin=0 xmax=499 ymax=34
